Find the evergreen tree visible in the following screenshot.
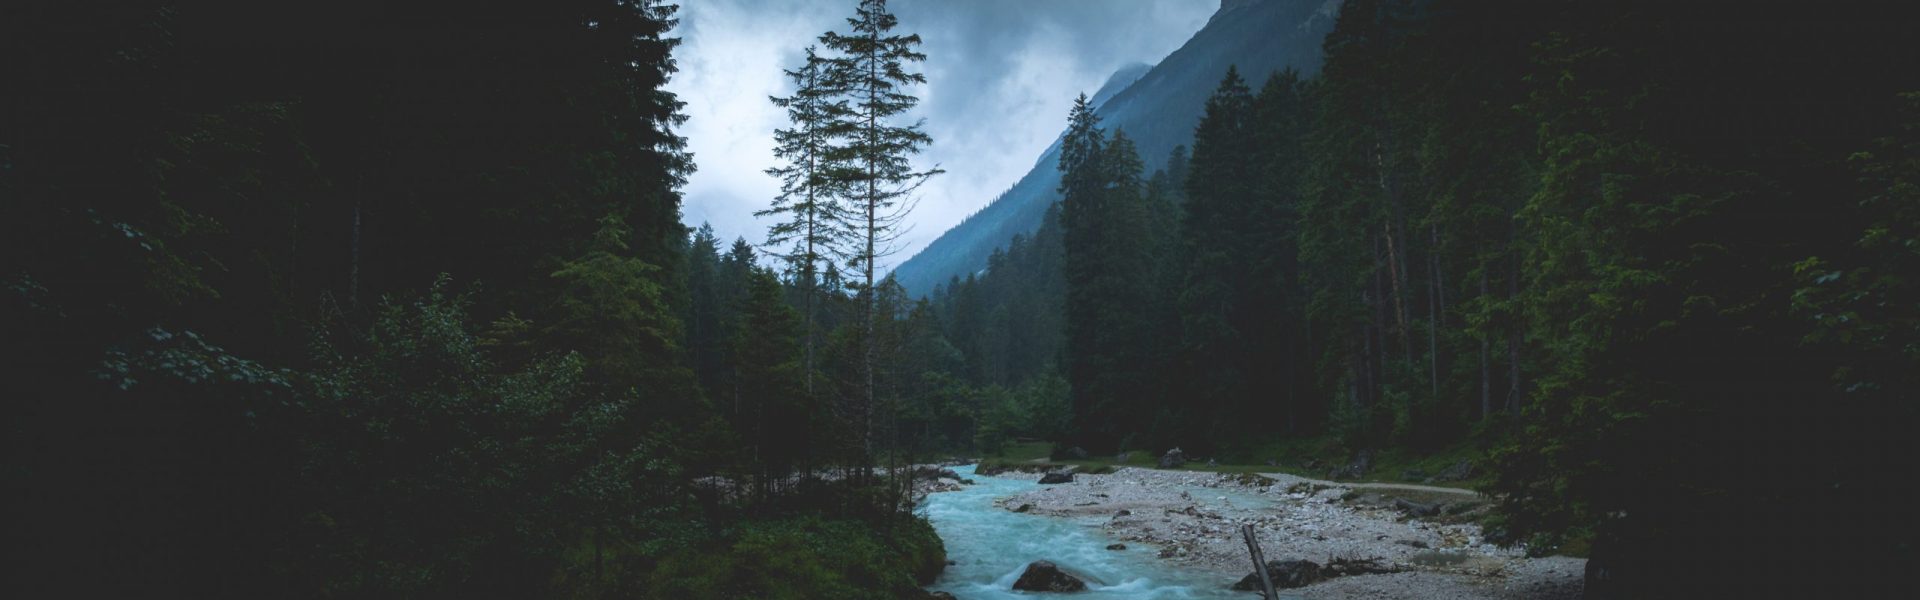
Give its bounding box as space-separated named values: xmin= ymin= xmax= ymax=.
xmin=761 ymin=45 xmax=848 ymax=397
xmin=818 ymin=0 xmax=941 ymax=468
xmin=730 ymin=267 xmax=808 ymax=497
xmin=1174 ymin=66 xmax=1260 ymax=450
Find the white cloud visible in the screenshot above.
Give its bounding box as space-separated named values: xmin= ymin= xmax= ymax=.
xmin=666 ymin=0 xmax=1215 ymax=270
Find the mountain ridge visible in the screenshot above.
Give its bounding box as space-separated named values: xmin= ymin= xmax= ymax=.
xmin=892 ymin=0 xmax=1341 ymax=296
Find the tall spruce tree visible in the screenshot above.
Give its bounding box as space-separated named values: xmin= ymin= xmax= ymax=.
xmin=761 ymin=45 xmax=847 ymax=397
xmin=1056 ymin=95 xmax=1109 ymax=449
xmin=1175 ymin=66 xmax=1259 ymax=449
xmin=818 ymin=0 xmax=940 ymax=467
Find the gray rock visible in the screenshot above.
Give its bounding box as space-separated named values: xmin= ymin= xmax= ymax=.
xmin=1394 ymin=498 xmax=1440 ymax=517
xmin=1158 ymin=447 xmax=1187 ymax=469
xmin=927 ymin=592 xmax=958 ymax=600
xmin=1038 ymin=471 xmax=1074 ymax=484
xmin=1012 ymin=560 xmax=1088 ymax=593
xmin=1116 ymin=451 xmax=1134 ymax=463
xmin=1013 ymin=503 xmax=1033 ymax=513
xmin=913 ymin=466 xmax=963 ymax=480
xmin=1326 ymin=449 xmax=1373 ymax=480
xmin=1231 ymin=559 xmax=1323 ymax=590
xmin=1434 ymin=459 xmax=1476 ymax=481
xmin=1106 ymin=543 xmax=1126 ymax=550
xmin=1063 ymin=446 xmax=1089 ymax=459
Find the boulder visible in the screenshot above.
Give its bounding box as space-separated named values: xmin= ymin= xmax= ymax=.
xmin=1038 ymin=471 xmax=1074 ymax=484
xmin=1105 ymin=543 xmax=1126 ymax=550
xmin=1394 ymin=498 xmax=1440 ymax=518
xmin=1116 ymin=451 xmax=1134 ymax=463
xmin=1326 ymin=449 xmax=1372 ymax=480
xmin=1231 ymin=559 xmax=1323 ymax=590
xmin=912 ymin=466 xmax=963 ymax=480
xmin=1158 ymin=447 xmax=1187 ymax=469
xmin=1011 ymin=560 xmax=1088 ymax=593
xmin=1012 ymin=503 xmax=1034 ymax=513
xmin=1323 ymin=556 xmax=1395 ymax=577
xmin=1063 ymin=446 xmax=1089 ymax=459
xmin=927 ymin=592 xmax=958 ymax=600
xmin=1434 ymin=459 xmax=1476 ymax=482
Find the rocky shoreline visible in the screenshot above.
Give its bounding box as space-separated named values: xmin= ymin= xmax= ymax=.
xmin=967 ymin=466 xmax=1584 ymax=599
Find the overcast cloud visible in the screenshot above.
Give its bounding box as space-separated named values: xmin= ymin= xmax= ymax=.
xmin=668 ymin=0 xmax=1216 ymax=270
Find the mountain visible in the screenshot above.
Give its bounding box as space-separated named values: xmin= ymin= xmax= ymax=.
xmin=892 ymin=0 xmax=1342 ymax=296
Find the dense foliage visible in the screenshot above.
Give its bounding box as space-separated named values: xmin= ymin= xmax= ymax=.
xmin=2 ymin=0 xmax=945 ymax=597
xmin=934 ymin=0 xmax=1920 ymax=595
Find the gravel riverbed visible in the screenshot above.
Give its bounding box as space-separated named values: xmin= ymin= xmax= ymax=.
xmin=975 ymin=466 xmax=1584 ymax=599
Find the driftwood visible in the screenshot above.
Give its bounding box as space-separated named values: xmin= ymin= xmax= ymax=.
xmin=1240 ymin=524 xmax=1279 ymax=600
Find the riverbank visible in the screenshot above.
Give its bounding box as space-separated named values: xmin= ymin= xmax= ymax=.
xmin=978 ymin=466 xmax=1583 ymax=599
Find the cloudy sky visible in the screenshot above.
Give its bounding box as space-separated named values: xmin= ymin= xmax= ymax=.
xmin=668 ymin=0 xmax=1217 ymax=269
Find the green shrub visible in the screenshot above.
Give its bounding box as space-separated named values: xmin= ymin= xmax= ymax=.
xmin=644 ymin=517 xmax=944 ymax=599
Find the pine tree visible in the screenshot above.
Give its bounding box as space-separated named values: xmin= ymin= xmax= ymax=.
xmin=761 ymin=45 xmax=847 ymax=397
xmin=818 ymin=0 xmax=941 ymax=468
xmin=730 ymin=267 xmax=807 ymax=497
xmin=1175 ymin=66 xmax=1259 ymax=449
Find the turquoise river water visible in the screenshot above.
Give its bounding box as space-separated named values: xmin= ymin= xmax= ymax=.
xmin=923 ymin=464 xmax=1260 ymax=599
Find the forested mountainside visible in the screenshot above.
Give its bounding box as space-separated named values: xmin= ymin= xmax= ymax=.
xmin=8 ymin=0 xmax=1920 ymax=598
xmin=930 ymin=0 xmax=1920 ymax=596
xmin=889 ymin=0 xmax=1338 ymax=295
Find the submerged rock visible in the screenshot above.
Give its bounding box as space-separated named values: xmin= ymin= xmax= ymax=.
xmin=1012 ymin=560 xmax=1088 ymax=592
xmin=1106 ymin=543 xmax=1127 ymax=550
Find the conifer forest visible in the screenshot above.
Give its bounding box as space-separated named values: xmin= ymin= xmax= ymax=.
xmin=5 ymin=1 xmax=1917 ymax=598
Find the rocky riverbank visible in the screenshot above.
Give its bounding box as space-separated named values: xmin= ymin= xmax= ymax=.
xmin=977 ymin=466 xmax=1584 ymax=599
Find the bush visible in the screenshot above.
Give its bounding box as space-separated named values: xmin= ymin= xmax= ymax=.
xmin=644 ymin=516 xmax=945 ymax=599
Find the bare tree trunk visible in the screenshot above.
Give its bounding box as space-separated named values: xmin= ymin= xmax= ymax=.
xmin=1241 ymin=524 xmax=1278 ymax=600
xmin=1479 ymin=262 xmax=1492 ymax=421
xmin=1505 ymin=221 xmax=1523 ymax=415
xmin=349 ymin=200 xmax=362 ymax=309
xmin=1428 ymin=223 xmax=1442 ymax=404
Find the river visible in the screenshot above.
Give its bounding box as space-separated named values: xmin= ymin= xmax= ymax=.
xmin=923 ymin=464 xmax=1262 ymax=599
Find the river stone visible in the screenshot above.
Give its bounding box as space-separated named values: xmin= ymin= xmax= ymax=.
xmin=1106 ymin=543 xmax=1126 ymax=550
xmin=1231 ymin=559 xmax=1323 ymax=590
xmin=1394 ymin=498 xmax=1441 ymax=517
xmin=1159 ymin=447 xmax=1186 ymax=468
xmin=1038 ymin=471 xmax=1074 ymax=484
xmin=1012 ymin=560 xmax=1088 ymax=592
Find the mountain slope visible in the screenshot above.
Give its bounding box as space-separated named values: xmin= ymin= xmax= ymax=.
xmin=893 ymin=0 xmax=1341 ymax=296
